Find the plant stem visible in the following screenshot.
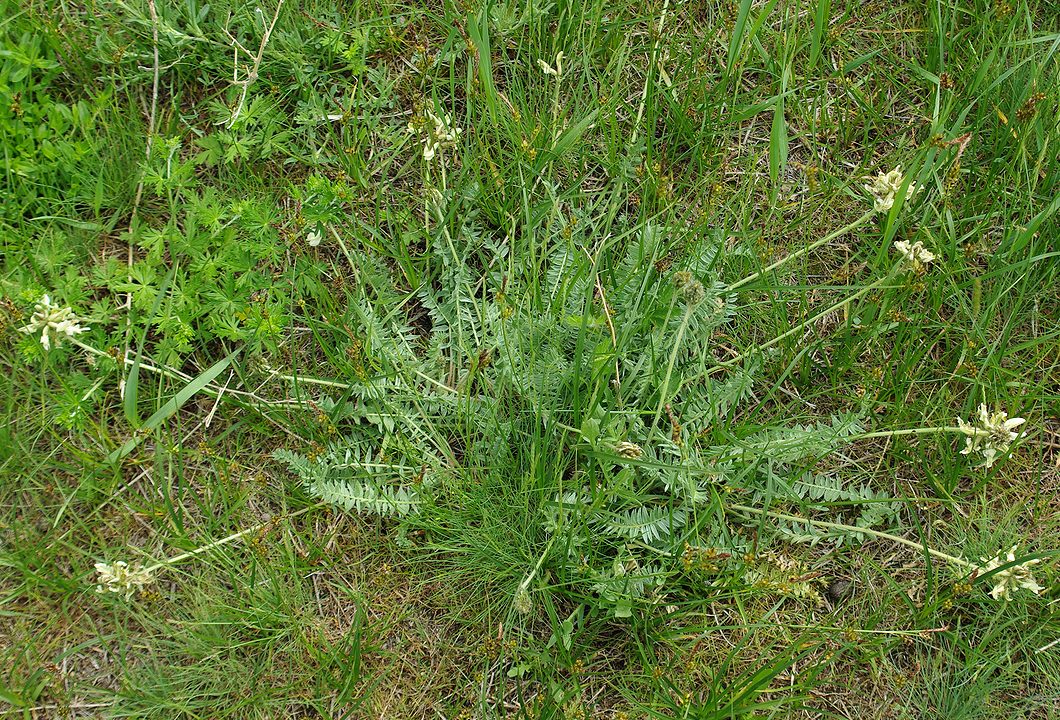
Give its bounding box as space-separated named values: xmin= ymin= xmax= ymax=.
xmin=708 ymin=273 xmax=894 ymax=375
xmin=727 ymin=503 xmax=974 ymax=568
xmin=550 ymin=68 xmax=561 ymax=140
xmin=145 ymin=502 xmax=325 ymax=574
xmin=853 ymin=426 xmax=972 ymax=440
xmin=518 ymin=534 xmax=558 ymax=592
xmin=652 ymin=303 xmax=693 ymax=430
xmin=727 ymin=211 xmax=875 ymax=291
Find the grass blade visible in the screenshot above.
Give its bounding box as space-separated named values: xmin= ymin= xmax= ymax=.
xmin=726 ymin=0 xmax=754 ymax=72
xmin=466 ymin=11 xmax=499 ymax=124
xmin=810 ymin=0 xmax=831 ymax=70
xmin=124 ymin=265 xmax=175 ymax=426
xmin=109 ymin=347 xmax=240 ymax=463
xmin=769 ymin=95 xmax=788 ymax=189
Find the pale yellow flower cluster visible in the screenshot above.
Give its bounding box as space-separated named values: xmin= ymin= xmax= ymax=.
xmin=976 ymin=547 xmax=1043 ymax=600
xmin=956 ymin=403 xmax=1026 ymax=468
xmin=615 ymin=441 xmax=644 ymax=460
xmin=513 ymin=586 xmax=533 ymax=614
xmin=94 ymin=561 xmax=155 ymax=599
xmin=408 ymin=109 xmax=462 ymax=162
xmin=893 ymin=240 xmax=936 ymax=271
xmin=19 ymin=295 xmax=88 ymax=350
xmin=672 ymin=271 xmax=707 ymax=306
xmin=864 ymin=166 xmax=919 ymax=213
xmin=537 ymin=51 xmax=566 ymax=77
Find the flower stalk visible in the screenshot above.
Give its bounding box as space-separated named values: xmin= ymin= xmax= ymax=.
xmin=19 ymin=295 xmax=89 ymax=350
xmin=726 ymin=507 xmax=1048 ymax=601
xmin=709 ymin=272 xmax=897 ymax=375
xmin=93 ymin=503 xmax=324 ymax=600
xmin=727 ymin=503 xmax=974 ymax=568
xmin=727 ymin=210 xmax=876 ymax=292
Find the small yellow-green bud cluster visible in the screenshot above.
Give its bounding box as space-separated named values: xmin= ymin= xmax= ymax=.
xmin=672 ymin=271 xmax=706 ymax=306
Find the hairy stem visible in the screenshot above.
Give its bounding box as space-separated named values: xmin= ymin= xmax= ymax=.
xmin=728 ymin=503 xmax=973 ymax=568
xmin=709 ymin=273 xmax=895 ymax=375
xmin=652 ymin=302 xmax=693 ymax=430
xmin=727 ymin=211 xmax=875 ymax=292
xmin=853 ymin=426 xmax=972 ymax=440
xmin=145 ymin=502 xmax=324 ymax=574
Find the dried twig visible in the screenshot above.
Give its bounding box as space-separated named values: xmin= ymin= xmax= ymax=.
xmin=121 ymin=0 xmax=162 ymax=402
xmin=222 ymin=1 xmax=285 ymax=128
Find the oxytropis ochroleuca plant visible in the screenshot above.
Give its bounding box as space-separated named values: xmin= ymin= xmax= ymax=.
xmin=956 ymin=403 xmax=1026 ymax=468
xmin=94 ymin=561 xmax=155 ymax=600
xmin=19 ymin=294 xmax=88 ymax=350
xmin=975 ymin=547 xmax=1043 ymax=600
xmin=864 ymin=165 xmax=920 ymax=213
xmin=407 ymin=107 xmax=462 ymax=163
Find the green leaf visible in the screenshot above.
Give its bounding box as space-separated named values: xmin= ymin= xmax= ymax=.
xmin=124 ymin=266 xmax=176 ymax=427
xmin=842 ymin=49 xmax=883 ymax=75
xmin=731 ymin=0 xmax=780 ymax=73
xmin=547 ymin=109 xmax=599 ymax=162
xmin=810 ymin=0 xmax=831 ymax=69
xmin=109 ymin=347 xmax=240 ymax=462
xmin=769 ymin=96 xmax=788 ymax=188
xmin=580 ymin=417 xmax=601 ymax=445
xmin=0 ymin=686 xmax=27 ymax=708
xmin=727 ymin=0 xmax=755 ymax=71
xmin=507 ymin=662 xmax=532 ymax=678
xmin=466 ymin=11 xmax=499 ymax=124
